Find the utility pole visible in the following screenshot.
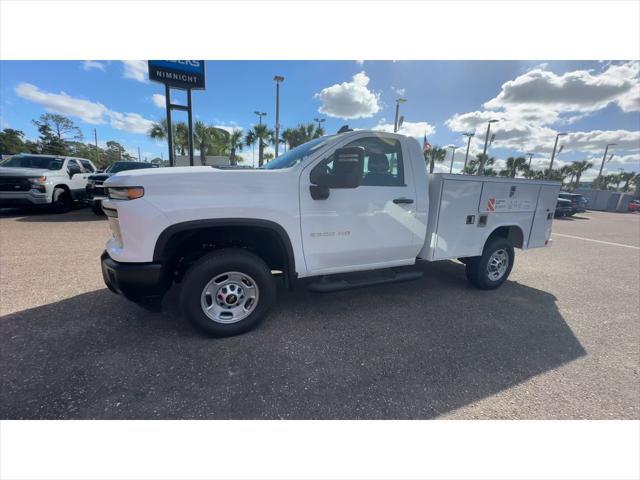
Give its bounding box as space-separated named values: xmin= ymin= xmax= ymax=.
xmin=597 ymin=143 xmax=616 ymax=186
xmin=393 ymin=98 xmax=407 ymax=133
xmin=547 ymin=132 xmax=568 ymax=178
xmin=478 ymin=120 xmax=498 ymax=175
xmin=462 ymin=132 xmax=474 ymax=173
xmin=314 ymin=117 xmax=325 ymax=131
xmin=448 ymin=146 xmax=458 ymax=173
xmin=274 ymin=76 xmax=284 ymax=157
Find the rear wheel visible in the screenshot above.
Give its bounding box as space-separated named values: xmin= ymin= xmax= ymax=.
xmin=465 ymin=237 xmax=514 ymax=290
xmin=51 ymin=187 xmax=72 ymax=213
xmin=180 ymin=249 xmax=276 ymax=336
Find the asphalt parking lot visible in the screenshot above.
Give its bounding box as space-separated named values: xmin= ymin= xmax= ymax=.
xmin=0 ymin=207 xmax=638 ymax=419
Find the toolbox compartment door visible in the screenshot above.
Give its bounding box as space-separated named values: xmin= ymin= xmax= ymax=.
xmin=528 ymin=184 xmax=560 ymax=248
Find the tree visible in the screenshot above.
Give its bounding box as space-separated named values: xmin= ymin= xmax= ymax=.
xmin=571 ymin=160 xmax=593 ymax=191
xmin=148 ymin=118 xmax=190 ymax=159
xmin=245 ymin=124 xmax=274 ymax=167
xmin=424 ymin=146 xmax=447 ymax=174
xmin=499 ymin=156 xmax=527 ymax=178
xmin=0 ymin=129 xmax=26 ymax=155
xmin=35 ymin=122 xmax=67 ymax=155
xmin=193 ymin=121 xmax=213 ymax=166
xmin=463 ymin=153 xmax=496 ymax=176
xmin=619 ymin=171 xmax=637 ymax=192
xmin=33 ymin=114 xmax=82 ymax=142
xmin=281 ymin=123 xmax=324 ymax=150
xmin=228 ymin=129 xmax=243 ymax=165
xmin=105 ymin=141 xmax=134 ymax=163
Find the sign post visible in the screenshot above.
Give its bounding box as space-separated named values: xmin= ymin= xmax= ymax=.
xmin=148 ymin=60 xmax=206 ymax=167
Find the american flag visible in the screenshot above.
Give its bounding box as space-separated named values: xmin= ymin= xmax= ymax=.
xmin=423 ymin=133 xmax=431 ymax=152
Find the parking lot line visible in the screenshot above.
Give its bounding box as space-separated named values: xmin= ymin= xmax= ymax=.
xmin=552 ymin=232 xmax=640 ymax=250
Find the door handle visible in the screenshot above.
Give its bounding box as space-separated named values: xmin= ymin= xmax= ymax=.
xmin=393 ymin=198 xmax=414 ymax=204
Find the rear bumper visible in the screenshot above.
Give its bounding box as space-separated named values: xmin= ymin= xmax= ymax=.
xmin=101 ymin=251 xmax=169 ymax=301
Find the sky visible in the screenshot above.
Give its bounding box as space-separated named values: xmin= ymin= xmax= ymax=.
xmin=0 ymin=60 xmax=639 ymax=179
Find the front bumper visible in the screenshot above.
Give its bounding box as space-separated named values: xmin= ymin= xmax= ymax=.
xmin=101 ymin=251 xmax=169 ymax=302
xmin=0 ymin=191 xmax=50 ymax=207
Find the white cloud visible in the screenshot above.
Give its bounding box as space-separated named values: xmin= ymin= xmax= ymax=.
xmin=214 ymin=124 xmax=243 ymax=135
xmin=121 ymin=60 xmax=148 ymax=83
xmin=372 ymin=119 xmax=436 ymax=139
xmin=15 ymin=82 xmax=154 ymax=135
xmin=315 ymin=71 xmax=380 ymax=119
xmin=15 ymin=83 xmax=108 ymax=124
xmin=152 ymin=94 xmax=165 ymax=108
xmin=485 ymin=61 xmax=640 ymax=115
xmin=392 ymin=87 xmax=406 ymax=96
xmin=83 ymin=60 xmax=106 ymax=72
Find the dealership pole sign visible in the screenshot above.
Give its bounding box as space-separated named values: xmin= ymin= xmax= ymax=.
xmin=148 ymin=60 xmax=206 ymax=167
xmin=148 ymin=60 xmax=206 ymax=90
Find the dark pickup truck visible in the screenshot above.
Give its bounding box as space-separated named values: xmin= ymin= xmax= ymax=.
xmin=87 ymin=161 xmax=159 ymax=214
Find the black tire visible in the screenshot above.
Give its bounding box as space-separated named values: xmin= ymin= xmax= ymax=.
xmin=51 ymin=187 xmax=72 ymax=213
xmin=465 ymin=237 xmax=514 ymax=290
xmin=92 ymin=201 xmax=104 ymax=216
xmin=180 ymin=249 xmax=276 ymax=336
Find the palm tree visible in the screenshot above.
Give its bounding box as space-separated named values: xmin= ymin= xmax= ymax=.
xmin=571 ymin=160 xmax=593 ymax=191
xmin=463 ymin=153 xmax=496 ymax=175
xmin=424 ymin=146 xmax=447 ymax=174
xmin=499 ymin=156 xmax=528 ymax=178
xmin=228 ymin=129 xmax=243 ymax=165
xmin=618 ymin=171 xmax=637 ymax=192
xmin=245 ymin=124 xmax=273 ymax=167
xmin=193 ymin=121 xmax=212 ymax=166
xmin=280 ymin=123 xmax=324 ymax=150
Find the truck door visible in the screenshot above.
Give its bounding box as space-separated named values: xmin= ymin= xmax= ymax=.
xmin=528 ymin=184 xmax=560 ymax=248
xmin=299 ymin=134 xmax=418 ymax=274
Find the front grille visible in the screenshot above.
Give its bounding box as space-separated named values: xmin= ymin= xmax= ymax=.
xmin=0 ymin=177 xmax=31 ymax=192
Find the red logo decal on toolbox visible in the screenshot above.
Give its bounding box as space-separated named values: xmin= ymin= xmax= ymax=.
xmin=487 ymin=197 xmax=496 ymax=211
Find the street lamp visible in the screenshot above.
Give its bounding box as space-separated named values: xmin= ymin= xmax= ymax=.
xmin=546 ymin=132 xmax=568 ymax=178
xmin=393 ymin=98 xmax=407 ymax=133
xmin=462 ymin=132 xmax=474 ymax=173
xmin=314 ymin=117 xmax=325 ymax=131
xmin=273 ymin=75 xmax=285 ymax=157
xmin=597 ymin=143 xmax=617 ymax=183
xmin=448 ymin=145 xmax=458 ymax=173
xmin=478 ymin=119 xmax=499 ymax=175
xmin=526 ymin=152 xmax=535 ymax=169
xmin=254 ymin=111 xmax=267 ymax=126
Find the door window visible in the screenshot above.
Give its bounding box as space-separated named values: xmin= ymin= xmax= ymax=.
xmin=80 ymin=160 xmax=95 ymax=172
xmin=345 ymin=136 xmax=404 ymax=187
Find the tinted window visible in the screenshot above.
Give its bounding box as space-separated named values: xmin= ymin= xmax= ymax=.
xmin=109 ymin=162 xmax=155 ymax=173
xmin=0 ymin=155 xmax=64 ymax=170
xmin=263 ymin=136 xmax=335 ymax=170
xmin=80 ymin=160 xmax=95 ymax=172
xmin=345 ymin=136 xmax=404 ymax=186
xmin=67 ymin=159 xmax=81 ymax=171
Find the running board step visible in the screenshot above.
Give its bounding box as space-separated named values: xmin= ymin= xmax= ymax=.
xmin=308 ymin=269 xmax=423 ymax=293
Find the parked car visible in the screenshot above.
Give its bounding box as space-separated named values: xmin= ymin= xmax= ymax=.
xmin=0 ymin=153 xmax=96 ymax=212
xmin=87 ymin=161 xmax=159 ymax=215
xmin=558 ymin=192 xmax=588 ymax=215
xmin=628 ymin=199 xmax=640 ymax=212
xmin=100 ymin=130 xmax=561 ymax=337
xmin=555 ymin=197 xmax=573 ymax=217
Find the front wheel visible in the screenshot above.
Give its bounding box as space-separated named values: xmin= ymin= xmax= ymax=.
xmin=465 ymin=237 xmax=514 ymax=290
xmin=51 ymin=187 xmax=72 ymax=213
xmin=91 ymin=201 xmax=104 ymax=215
xmin=180 ymin=249 xmax=276 ymax=336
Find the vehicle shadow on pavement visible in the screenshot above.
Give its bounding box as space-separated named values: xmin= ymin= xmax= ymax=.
xmin=0 ymin=208 xmax=104 ymax=222
xmin=0 ymin=260 xmax=585 ymax=420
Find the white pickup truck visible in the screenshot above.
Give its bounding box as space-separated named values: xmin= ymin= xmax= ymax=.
xmin=100 ymin=130 xmax=560 ymax=336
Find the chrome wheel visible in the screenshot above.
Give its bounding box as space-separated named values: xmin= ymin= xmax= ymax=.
xmin=200 ymin=271 xmax=260 ymax=324
xmin=487 ymin=249 xmax=509 ymax=281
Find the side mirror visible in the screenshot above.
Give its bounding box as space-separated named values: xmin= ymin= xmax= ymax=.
xmin=68 ymin=165 xmax=82 ymax=177
xmin=310 ymin=146 xmax=364 ymax=192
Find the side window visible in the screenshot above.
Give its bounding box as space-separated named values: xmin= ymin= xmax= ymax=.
xmin=80 ymin=160 xmax=95 ymax=172
xmin=345 ymin=136 xmax=404 ymax=186
xmin=67 ymin=159 xmax=81 ymax=173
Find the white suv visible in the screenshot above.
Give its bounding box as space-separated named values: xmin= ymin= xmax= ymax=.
xmin=0 ymin=153 xmax=97 ymax=212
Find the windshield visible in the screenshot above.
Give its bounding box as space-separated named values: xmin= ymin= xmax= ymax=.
xmin=262 ymin=136 xmax=334 ymax=170
xmin=0 ymin=155 xmax=64 ymax=170
xmin=108 ymin=162 xmax=155 ymax=173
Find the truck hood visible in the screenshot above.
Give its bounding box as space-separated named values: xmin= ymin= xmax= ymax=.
xmin=0 ymin=166 xmax=57 ymax=177
xmin=88 ymin=173 xmax=112 ymax=181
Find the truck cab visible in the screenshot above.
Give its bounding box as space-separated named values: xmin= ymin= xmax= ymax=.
xmin=100 ymin=131 xmax=559 ymax=336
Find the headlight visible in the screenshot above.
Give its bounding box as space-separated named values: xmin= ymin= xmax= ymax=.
xmin=107 ymin=186 xmax=144 ymax=200
xmin=28 ymin=176 xmax=47 ymax=192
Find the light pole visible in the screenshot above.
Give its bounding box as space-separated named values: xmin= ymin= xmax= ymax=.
xmin=314 ymin=117 xmax=325 ymax=131
xmin=393 ymin=98 xmax=407 ymax=133
xmin=526 ymin=152 xmax=535 ymax=169
xmin=254 ymin=111 xmax=267 ymax=168
xmin=597 ymin=143 xmax=616 ymax=184
xmin=448 ymin=145 xmax=458 ymax=173
xmin=478 ymin=119 xmax=499 ymax=175
xmin=254 ymin=111 xmax=267 ymax=126
xmin=273 ymin=75 xmax=284 ymax=157
xmin=546 ymin=132 xmax=568 ymax=178
xmin=462 ymin=132 xmax=474 ymax=173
